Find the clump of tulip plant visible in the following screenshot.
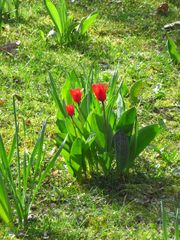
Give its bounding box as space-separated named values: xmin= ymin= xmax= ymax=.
xmin=44 ymin=0 xmax=98 ymax=45
xmin=49 ymin=69 xmax=161 ymax=179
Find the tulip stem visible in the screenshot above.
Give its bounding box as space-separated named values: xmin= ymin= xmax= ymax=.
xmin=102 ymin=101 xmax=108 ymax=151
xmin=102 ymin=101 xmax=106 ymax=129
xmin=71 ymin=117 xmax=77 ymax=137
xmin=78 ymin=103 xmax=83 ymax=123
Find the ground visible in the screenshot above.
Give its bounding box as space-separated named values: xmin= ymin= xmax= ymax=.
xmin=0 ymin=0 xmax=179 ymax=239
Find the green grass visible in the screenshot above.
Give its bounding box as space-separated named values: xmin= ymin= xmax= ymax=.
xmin=0 ymin=0 xmax=179 ymax=239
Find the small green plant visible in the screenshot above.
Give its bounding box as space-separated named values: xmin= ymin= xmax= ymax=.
xmin=0 ymin=0 xmax=6 ymax=30
xmin=44 ymin=0 xmax=98 ymax=45
xmin=0 ymin=0 xmax=20 ymax=30
xmin=167 ymin=37 xmax=180 ymax=64
xmin=49 ymin=68 xmax=161 ymax=180
xmin=0 ymin=97 xmax=67 ymax=228
xmin=161 ymin=202 xmax=179 ymax=240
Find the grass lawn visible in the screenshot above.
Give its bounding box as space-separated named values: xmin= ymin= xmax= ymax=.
xmin=0 ymin=0 xmax=179 ymax=239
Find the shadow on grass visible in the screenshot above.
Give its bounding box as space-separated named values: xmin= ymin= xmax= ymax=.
xmin=81 ymin=162 xmax=179 ymax=207
xmin=72 ymin=0 xmax=178 ymax=39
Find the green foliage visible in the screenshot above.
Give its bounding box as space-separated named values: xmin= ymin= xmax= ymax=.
xmin=44 ymin=0 xmax=98 ymax=45
xmin=161 ymin=202 xmax=179 ymax=240
xmin=167 ymin=38 xmax=180 ymax=63
xmin=130 ymin=80 xmax=145 ymax=103
xmin=0 ymin=172 xmax=12 ymax=225
xmin=49 ymin=69 xmax=160 ymax=179
xmin=0 ymin=97 xmax=67 ymax=227
xmin=0 ymin=0 xmax=179 ymax=237
xmin=0 ymin=0 xmax=20 ymax=30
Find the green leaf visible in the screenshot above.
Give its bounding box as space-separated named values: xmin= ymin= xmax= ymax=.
xmin=78 ymin=11 xmax=98 ymax=35
xmin=57 ymin=0 xmax=67 ymax=34
xmin=106 ymin=81 xmax=123 ymax=128
xmin=0 ymin=173 xmax=12 ymax=225
xmin=31 ymin=134 xmax=68 ymax=207
xmin=70 ymin=138 xmax=83 ymax=173
xmin=116 ymin=107 xmax=137 ymax=135
xmin=114 ymin=131 xmax=130 ymax=171
xmin=8 ymin=134 xmax=16 ymax=164
xmin=85 ymin=133 xmax=96 ymax=146
xmin=175 ymin=209 xmax=179 ymax=240
xmin=108 ymin=70 xmax=119 ymax=99
xmin=167 ymin=38 xmax=180 ymax=63
xmin=116 ymin=93 xmax=124 ymax=119
xmin=88 ymin=112 xmax=106 ymax=149
xmin=71 ymin=138 xmax=82 ymax=156
xmin=80 ymin=92 xmax=91 ymax=119
xmin=128 ymin=117 xmax=138 ymax=168
xmin=61 ymin=79 xmax=72 ymax=104
xmin=44 ymin=0 xmax=62 ymax=36
xmin=130 ymin=80 xmax=145 ymax=103
xmin=99 ymin=152 xmax=112 ymax=174
xmin=0 ymin=135 xmax=9 ymax=174
xmin=161 ymin=201 xmax=168 ymax=240
xmin=135 ymin=124 xmax=161 ymax=158
xmin=56 ymin=119 xmax=68 ymax=133
xmin=65 ymin=117 xmax=76 ymax=136
xmin=33 ymin=121 xmax=46 ymax=178
xmin=49 ymin=72 xmax=67 ymax=118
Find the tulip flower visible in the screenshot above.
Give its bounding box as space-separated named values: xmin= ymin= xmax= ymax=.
xmin=66 ymin=105 xmax=75 ymax=117
xmin=70 ymin=88 xmax=83 ymax=103
xmin=92 ymin=83 xmax=108 ymax=102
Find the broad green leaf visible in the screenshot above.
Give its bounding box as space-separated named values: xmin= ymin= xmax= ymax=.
xmin=114 ymin=131 xmax=130 ymax=171
xmin=106 ymin=81 xmax=123 ymax=123
xmin=44 ymin=0 xmax=62 ymax=36
xmin=116 ymin=107 xmax=137 ymax=135
xmin=65 ymin=117 xmax=76 ymax=136
xmin=56 ymin=119 xmax=68 ymax=133
xmin=135 ymin=124 xmax=161 ymax=158
xmin=88 ymin=112 xmax=106 ymax=149
xmin=71 ymin=138 xmax=82 ymax=156
xmin=57 ymin=0 xmax=68 ymax=36
xmin=128 ymin=117 xmax=138 ymax=168
xmin=70 ymin=138 xmax=83 ymax=173
xmin=79 ymin=11 xmax=98 ymax=35
xmin=167 ymin=38 xmax=180 ymax=63
xmin=130 ymin=80 xmax=145 ymax=103
xmin=116 ymin=93 xmax=124 ymax=119
xmin=80 ymin=93 xmax=91 ymax=119
xmin=61 ymin=79 xmax=72 ymax=104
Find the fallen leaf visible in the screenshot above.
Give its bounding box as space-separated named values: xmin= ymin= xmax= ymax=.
xmin=157 ymin=3 xmax=169 ymax=15
xmin=25 ymin=119 xmax=31 ymax=126
xmin=0 ymin=41 xmax=21 ymax=54
xmin=0 ymin=99 xmax=6 ymax=106
xmin=52 ymin=170 xmax=59 ymax=177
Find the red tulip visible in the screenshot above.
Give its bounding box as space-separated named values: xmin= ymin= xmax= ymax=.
xmin=66 ymin=105 xmax=75 ymax=117
xmin=92 ymin=83 xmax=108 ymax=102
xmin=70 ymin=88 xmax=83 ymax=103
